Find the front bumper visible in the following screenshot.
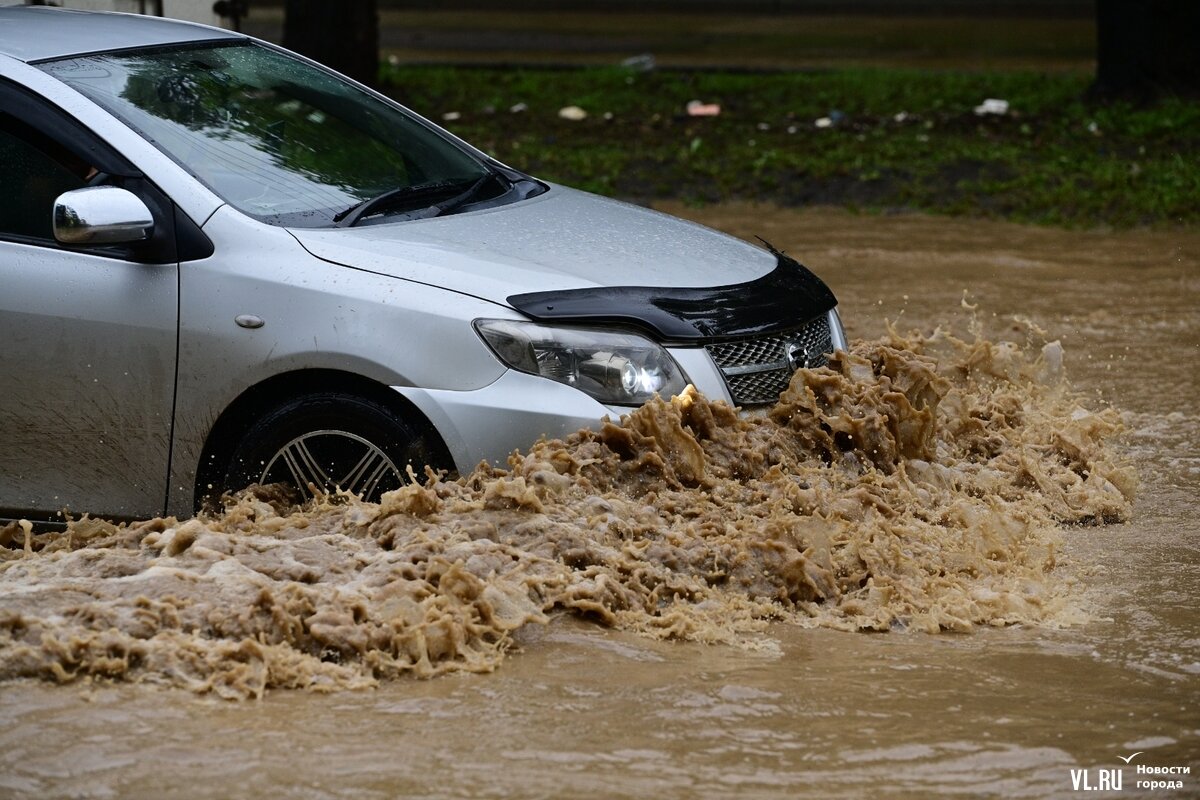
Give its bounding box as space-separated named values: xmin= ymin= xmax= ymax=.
xmin=395 ymin=308 xmax=843 ymax=475
xmin=392 ymin=345 xmax=729 ymax=474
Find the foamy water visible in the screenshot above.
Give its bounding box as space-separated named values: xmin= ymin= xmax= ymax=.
xmin=0 ymin=322 xmax=1135 ymax=698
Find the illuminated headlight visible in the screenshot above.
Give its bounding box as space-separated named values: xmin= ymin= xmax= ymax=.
xmin=474 ymin=319 xmax=688 ymax=406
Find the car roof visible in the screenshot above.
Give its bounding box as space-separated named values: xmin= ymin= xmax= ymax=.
xmin=0 ymin=5 xmax=241 ymax=64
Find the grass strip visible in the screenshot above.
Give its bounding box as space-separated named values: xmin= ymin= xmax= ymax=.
xmin=383 ymin=64 xmax=1199 ymax=228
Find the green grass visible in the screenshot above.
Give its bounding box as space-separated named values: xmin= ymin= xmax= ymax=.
xmin=383 ymin=64 xmax=1200 ymax=228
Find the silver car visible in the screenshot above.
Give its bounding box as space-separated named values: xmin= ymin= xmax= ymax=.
xmin=0 ymin=6 xmax=846 ymax=524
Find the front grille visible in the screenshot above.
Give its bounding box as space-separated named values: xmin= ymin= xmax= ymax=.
xmin=705 ymin=314 xmax=833 ymax=406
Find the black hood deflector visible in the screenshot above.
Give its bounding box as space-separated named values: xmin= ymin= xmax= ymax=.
xmin=507 ymin=252 xmax=837 ymax=343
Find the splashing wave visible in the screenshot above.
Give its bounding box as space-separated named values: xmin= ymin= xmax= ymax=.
xmin=0 ymin=322 xmax=1135 ymax=698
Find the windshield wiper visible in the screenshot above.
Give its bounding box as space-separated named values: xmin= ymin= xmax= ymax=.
xmin=333 ymin=173 xmax=498 ymax=228
xmin=425 ymin=173 xmax=495 ymax=219
xmin=333 ymin=180 xmax=457 ymax=227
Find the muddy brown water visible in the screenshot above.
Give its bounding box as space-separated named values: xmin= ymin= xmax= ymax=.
xmin=1 ymin=207 xmax=1197 ymax=798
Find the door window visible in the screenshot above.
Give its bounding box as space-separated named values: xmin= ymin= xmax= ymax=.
xmin=0 ymin=114 xmax=90 ymax=242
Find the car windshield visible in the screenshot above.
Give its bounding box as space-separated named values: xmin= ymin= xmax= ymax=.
xmin=40 ymin=41 xmax=491 ymax=227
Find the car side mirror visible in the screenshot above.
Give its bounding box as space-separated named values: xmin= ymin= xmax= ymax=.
xmin=53 ymin=186 xmax=154 ymax=245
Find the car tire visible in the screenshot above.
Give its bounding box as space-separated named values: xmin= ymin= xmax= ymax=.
xmin=216 ymin=392 xmax=447 ymax=504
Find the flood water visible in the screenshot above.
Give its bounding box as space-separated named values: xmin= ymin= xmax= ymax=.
xmin=2 ymin=207 xmax=1197 ymax=798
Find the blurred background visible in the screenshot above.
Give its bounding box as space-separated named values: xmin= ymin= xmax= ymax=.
xmin=31 ymin=0 xmax=1200 ymax=227
xmin=249 ymin=1 xmax=1100 ymax=72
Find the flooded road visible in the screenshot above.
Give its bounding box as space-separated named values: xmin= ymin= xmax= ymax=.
xmin=2 ymin=207 xmax=1197 ymax=798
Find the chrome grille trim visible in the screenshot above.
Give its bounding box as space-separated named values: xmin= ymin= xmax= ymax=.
xmin=705 ymin=314 xmax=834 ymax=406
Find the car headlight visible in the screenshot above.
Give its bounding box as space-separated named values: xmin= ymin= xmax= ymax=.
xmin=474 ymin=319 xmax=688 ymax=406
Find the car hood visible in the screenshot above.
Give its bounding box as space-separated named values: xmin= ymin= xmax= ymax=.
xmin=288 ymin=186 xmax=777 ymax=306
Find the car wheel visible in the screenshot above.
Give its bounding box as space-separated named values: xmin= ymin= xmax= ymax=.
xmin=217 ymin=392 xmax=445 ymax=503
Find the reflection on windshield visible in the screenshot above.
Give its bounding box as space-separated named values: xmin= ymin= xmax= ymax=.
xmin=41 ymin=43 xmax=488 ymax=226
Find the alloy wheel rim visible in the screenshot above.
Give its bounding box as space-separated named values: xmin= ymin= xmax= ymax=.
xmin=259 ymin=429 xmax=403 ymax=500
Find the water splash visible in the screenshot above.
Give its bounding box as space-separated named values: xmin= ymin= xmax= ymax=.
xmin=0 ymin=322 xmax=1135 ymax=698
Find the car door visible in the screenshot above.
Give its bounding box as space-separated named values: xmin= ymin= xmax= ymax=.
xmin=0 ymin=80 xmax=179 ymax=522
